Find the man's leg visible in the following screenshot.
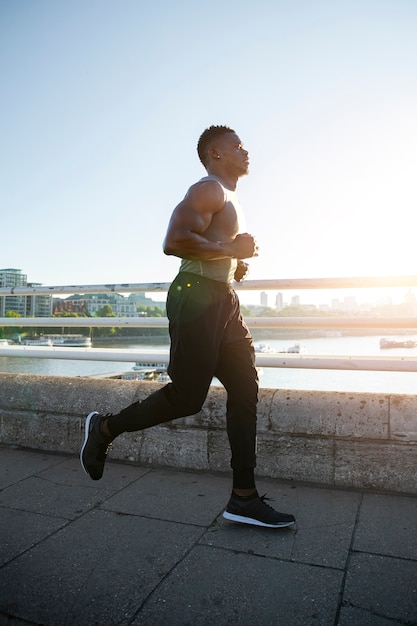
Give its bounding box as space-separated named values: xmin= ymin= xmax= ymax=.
xmin=106 ymin=273 xmax=228 ymax=437
xmin=215 ymin=336 xmax=258 ymax=491
xmin=216 ymin=325 xmax=296 ymax=528
xmin=81 ymin=273 xmax=228 ymax=479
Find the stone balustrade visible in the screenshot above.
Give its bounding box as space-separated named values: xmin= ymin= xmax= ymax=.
xmin=1 ymin=372 xmax=416 ymax=493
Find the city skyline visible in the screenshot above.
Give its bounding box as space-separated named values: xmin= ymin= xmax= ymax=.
xmin=2 ymin=266 xmax=416 ymax=314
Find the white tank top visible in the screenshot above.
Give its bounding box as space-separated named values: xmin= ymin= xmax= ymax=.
xmin=179 ymin=175 xmax=245 ymax=284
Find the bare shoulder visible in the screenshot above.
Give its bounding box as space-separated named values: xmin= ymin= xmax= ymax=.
xmin=184 ymin=178 xmax=227 ymax=210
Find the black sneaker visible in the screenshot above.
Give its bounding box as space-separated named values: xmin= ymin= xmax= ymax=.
xmin=223 ymin=492 xmax=295 ymax=528
xmin=80 ymin=411 xmax=113 ymax=480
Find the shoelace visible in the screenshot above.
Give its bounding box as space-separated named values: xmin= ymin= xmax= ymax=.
xmin=97 ymin=440 xmax=113 ymax=461
xmin=101 ymin=413 xmax=114 ymax=449
xmin=258 ymin=494 xmax=275 ymax=509
xmin=97 ymin=414 xmax=114 ymax=455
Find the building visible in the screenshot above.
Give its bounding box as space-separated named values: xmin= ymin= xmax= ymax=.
xmin=275 ymin=292 xmax=284 ymax=311
xmin=0 ymin=269 xmax=52 ymax=317
xmin=60 ymin=293 xmax=138 ymax=317
xmin=128 ymin=293 xmax=162 ymax=308
xmin=0 ymin=268 xmax=26 ymax=316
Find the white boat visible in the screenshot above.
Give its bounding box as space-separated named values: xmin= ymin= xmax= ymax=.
xmin=255 ymin=343 xmax=303 ymax=354
xmin=380 ymin=337 xmax=417 ymax=349
xmin=44 ymin=334 xmax=92 ymax=347
xmin=132 ymin=360 xmax=168 ymax=382
xmin=21 ymin=338 xmax=53 ymax=346
xmin=0 ymin=339 xmax=10 ymax=346
xmin=281 ymin=344 xmax=303 ymax=354
xmin=122 ymin=369 xmax=171 ymax=382
xmin=255 ymin=343 xmax=274 ymax=353
xmin=133 ymin=361 xmax=167 ymax=371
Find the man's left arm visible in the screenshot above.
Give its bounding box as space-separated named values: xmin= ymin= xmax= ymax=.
xmin=234 ymin=260 xmax=249 ymax=282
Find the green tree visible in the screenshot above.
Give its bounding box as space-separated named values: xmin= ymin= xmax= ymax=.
xmin=97 ymin=304 xmax=116 ymax=317
xmin=1 ymin=311 xmax=22 ymax=339
xmin=93 ymin=304 xmax=116 ymax=337
xmin=136 ymin=305 xmax=166 ymax=317
xmin=240 ymin=305 xmax=253 ymax=317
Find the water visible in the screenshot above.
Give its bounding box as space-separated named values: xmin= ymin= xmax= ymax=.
xmin=1 ymin=335 xmax=417 ymax=394
xmin=256 ymin=335 xmax=417 ymax=394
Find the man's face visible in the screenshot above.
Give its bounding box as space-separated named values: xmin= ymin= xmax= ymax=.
xmin=215 ymin=132 xmax=249 ymax=176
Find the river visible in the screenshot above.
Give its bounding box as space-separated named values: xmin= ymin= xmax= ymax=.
xmin=1 ymin=334 xmax=417 ymax=395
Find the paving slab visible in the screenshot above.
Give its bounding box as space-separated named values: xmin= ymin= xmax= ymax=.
xmin=0 ymin=448 xmax=65 ymax=489
xmin=0 ymin=509 xmax=204 ymax=625
xmin=0 ymin=508 xmax=67 ymax=567
xmin=343 ymin=553 xmax=417 ymax=623
xmin=337 ymin=604 xmax=399 ymax=625
xmin=101 ymin=467 xmax=231 ymax=526
xmin=0 ymin=458 xmax=150 ymax=521
xmin=354 ymin=492 xmax=417 ymax=559
xmin=204 ymin=483 xmax=360 ymax=569
xmin=134 ymin=544 xmax=343 ymax=626
xmin=0 ymin=448 xmax=416 ymax=626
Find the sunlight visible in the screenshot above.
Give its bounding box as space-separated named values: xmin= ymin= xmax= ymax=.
xmin=244 ymin=91 xmax=417 ymax=284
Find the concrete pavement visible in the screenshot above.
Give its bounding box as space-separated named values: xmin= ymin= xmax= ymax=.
xmin=0 ymin=446 xmax=416 ymax=625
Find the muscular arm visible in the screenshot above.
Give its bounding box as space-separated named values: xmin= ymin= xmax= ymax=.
xmin=163 ymin=180 xmax=258 ymax=261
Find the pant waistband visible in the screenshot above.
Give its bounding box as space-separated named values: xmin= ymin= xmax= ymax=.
xmin=174 ymin=271 xmax=233 ymax=293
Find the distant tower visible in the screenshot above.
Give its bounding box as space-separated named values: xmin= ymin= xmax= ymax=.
xmin=275 ymin=292 xmax=284 ymax=311
xmin=260 ymin=291 xmax=268 ymax=307
xmin=291 ymin=295 xmax=300 ymax=306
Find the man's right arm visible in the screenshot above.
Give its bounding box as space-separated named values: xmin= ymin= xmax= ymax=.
xmin=163 ymin=181 xmax=258 ymax=261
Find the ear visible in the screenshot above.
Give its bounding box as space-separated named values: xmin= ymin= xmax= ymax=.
xmin=207 ymin=146 xmax=221 ymax=161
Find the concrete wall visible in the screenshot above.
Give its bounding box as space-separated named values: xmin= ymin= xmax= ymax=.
xmin=0 ymin=372 xmax=416 ymax=493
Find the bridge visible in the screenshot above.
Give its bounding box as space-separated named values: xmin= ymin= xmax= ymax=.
xmin=1 ymin=276 xmax=417 ymax=494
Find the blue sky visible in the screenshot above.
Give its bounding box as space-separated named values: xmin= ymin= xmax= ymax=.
xmin=1 ymin=0 xmax=417 ymax=303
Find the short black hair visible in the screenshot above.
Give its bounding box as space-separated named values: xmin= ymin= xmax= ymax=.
xmin=197 ymin=125 xmax=235 ymax=166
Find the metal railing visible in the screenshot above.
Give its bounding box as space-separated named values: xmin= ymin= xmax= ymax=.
xmin=1 ymin=276 xmax=417 ymax=372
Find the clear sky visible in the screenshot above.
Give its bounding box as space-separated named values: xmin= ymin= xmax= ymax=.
xmin=1 ymin=0 xmax=417 ymax=304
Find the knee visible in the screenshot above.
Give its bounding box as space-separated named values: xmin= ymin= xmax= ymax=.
xmin=164 ymin=383 xmax=206 ymax=417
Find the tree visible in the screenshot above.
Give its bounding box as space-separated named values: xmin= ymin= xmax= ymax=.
xmin=137 ymin=305 xmax=165 ymax=317
xmin=93 ymin=304 xmax=116 ymax=337
xmin=97 ymin=304 xmax=116 ymax=317
xmin=1 ymin=311 xmax=22 ymax=339
xmin=240 ymin=305 xmax=253 ymax=317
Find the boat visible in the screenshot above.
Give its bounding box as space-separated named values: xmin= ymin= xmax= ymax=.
xmin=256 ymin=343 xmax=303 ymax=354
xmin=255 ymin=343 xmax=274 ymax=353
xmin=123 ymin=369 xmax=171 ymax=382
xmin=128 ymin=362 xmax=169 ymax=382
xmin=284 ymin=344 xmax=302 ymax=354
xmin=133 ymin=360 xmax=167 ymax=370
xmin=44 ymin=334 xmax=92 ymax=347
xmin=132 ymin=360 xmax=168 ymax=381
xmin=379 ymin=338 xmax=417 ymax=349
xmin=0 ymin=339 xmax=10 ymax=346
xmin=21 ymin=338 xmax=53 ymax=346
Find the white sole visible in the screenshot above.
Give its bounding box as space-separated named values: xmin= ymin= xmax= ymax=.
xmin=223 ymin=511 xmax=295 ymax=528
xmin=80 ymin=411 xmax=98 ymax=475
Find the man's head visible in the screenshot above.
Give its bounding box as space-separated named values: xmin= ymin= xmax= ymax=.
xmin=197 ymin=125 xmax=235 ymax=166
xmin=197 ymin=125 xmax=249 ymax=181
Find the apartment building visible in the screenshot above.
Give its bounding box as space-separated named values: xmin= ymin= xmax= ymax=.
xmin=60 ymin=293 xmax=138 ymax=317
xmin=0 ymin=269 xmax=53 ymax=317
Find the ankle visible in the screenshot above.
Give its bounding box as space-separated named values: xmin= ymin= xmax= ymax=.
xmin=233 ymin=488 xmax=257 ymax=499
xmin=101 ymin=418 xmax=113 ymax=440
